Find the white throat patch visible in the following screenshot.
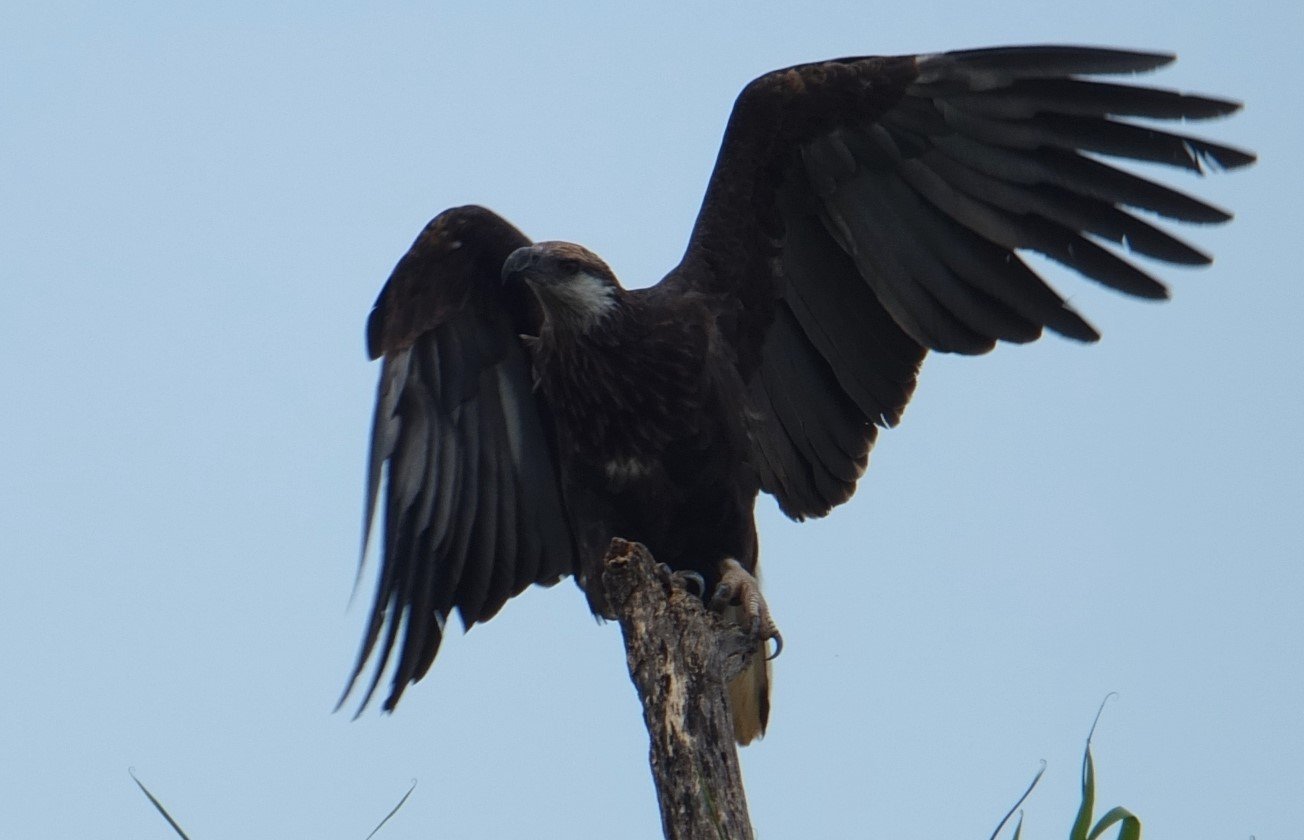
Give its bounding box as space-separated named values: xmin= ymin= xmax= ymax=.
xmin=536 ymin=271 xmax=618 ymax=333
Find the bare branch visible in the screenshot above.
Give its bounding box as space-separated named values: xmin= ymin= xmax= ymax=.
xmin=601 ymin=538 xmax=756 ymax=840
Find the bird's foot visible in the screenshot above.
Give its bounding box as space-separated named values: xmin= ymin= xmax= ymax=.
xmin=710 ymin=558 xmax=783 ymax=659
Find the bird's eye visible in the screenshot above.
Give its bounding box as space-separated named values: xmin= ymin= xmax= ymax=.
xmin=559 ymin=258 xmax=581 ymax=275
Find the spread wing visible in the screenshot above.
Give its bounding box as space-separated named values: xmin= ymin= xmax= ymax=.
xmin=342 ymin=205 xmax=577 ymax=713
xmin=662 ymin=45 xmax=1254 ymax=519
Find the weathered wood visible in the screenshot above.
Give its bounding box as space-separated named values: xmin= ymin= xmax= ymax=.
xmin=601 ymin=538 xmax=757 ymax=840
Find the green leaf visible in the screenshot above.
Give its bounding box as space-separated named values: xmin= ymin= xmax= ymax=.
xmin=1089 ymin=806 xmax=1142 ymax=840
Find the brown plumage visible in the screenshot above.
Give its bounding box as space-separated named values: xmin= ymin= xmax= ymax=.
xmin=342 ymin=46 xmax=1253 ymax=744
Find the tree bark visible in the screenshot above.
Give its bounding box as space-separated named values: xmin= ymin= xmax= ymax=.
xmin=600 ymin=538 xmax=757 ymax=840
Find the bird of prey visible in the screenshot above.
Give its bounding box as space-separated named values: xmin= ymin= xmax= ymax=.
xmin=342 ymin=45 xmax=1253 ymax=744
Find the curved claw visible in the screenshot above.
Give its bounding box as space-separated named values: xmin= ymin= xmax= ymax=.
xmin=656 ymin=563 xmax=708 ymax=598
xmin=765 ymin=630 xmax=783 ymax=661
xmin=673 ymin=570 xmax=707 ymax=599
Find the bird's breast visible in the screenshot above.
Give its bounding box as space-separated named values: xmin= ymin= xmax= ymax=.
xmin=531 ymin=310 xmax=715 ymax=482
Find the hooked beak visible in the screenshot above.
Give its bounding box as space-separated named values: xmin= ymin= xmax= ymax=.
xmin=502 ymin=246 xmax=539 ymax=284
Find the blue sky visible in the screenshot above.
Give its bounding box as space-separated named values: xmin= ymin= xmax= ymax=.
xmin=2 ymin=2 xmax=1299 ymax=838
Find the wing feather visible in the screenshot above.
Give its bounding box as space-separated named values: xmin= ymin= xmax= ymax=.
xmin=359 ymin=350 xmax=410 ymax=575
xmin=933 ymin=77 xmax=1242 ymax=121
xmin=778 ymin=198 xmax=924 ymax=424
xmin=912 ymin=45 xmax=1176 ymax=81
xmin=933 ymin=107 xmax=1255 ymax=173
xmin=744 ymin=371 xmax=821 ymax=515
xmin=932 ymin=134 xmax=1232 ymax=223
xmin=761 ymin=307 xmax=868 ymax=494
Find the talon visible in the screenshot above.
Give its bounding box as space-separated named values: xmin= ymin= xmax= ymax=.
xmin=671 ymin=570 xmax=706 ymax=598
xmin=766 ymin=630 xmax=783 ymax=660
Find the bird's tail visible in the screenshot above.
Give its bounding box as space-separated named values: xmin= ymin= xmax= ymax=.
xmin=725 ymin=608 xmax=771 ymax=745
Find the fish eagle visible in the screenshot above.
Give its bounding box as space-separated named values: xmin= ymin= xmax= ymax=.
xmin=342 ymin=46 xmax=1253 ymax=744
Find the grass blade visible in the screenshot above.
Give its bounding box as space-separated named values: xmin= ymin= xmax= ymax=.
xmin=129 ymin=769 xmax=192 ymax=840
xmin=363 ymin=779 xmax=417 ymax=840
xmin=989 ymin=760 xmax=1046 ymax=840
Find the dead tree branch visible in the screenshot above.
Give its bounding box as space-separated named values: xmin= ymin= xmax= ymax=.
xmin=601 ymin=538 xmax=757 ymax=840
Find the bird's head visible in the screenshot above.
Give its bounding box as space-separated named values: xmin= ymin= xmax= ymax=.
xmin=503 ymin=241 xmax=623 ymax=335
